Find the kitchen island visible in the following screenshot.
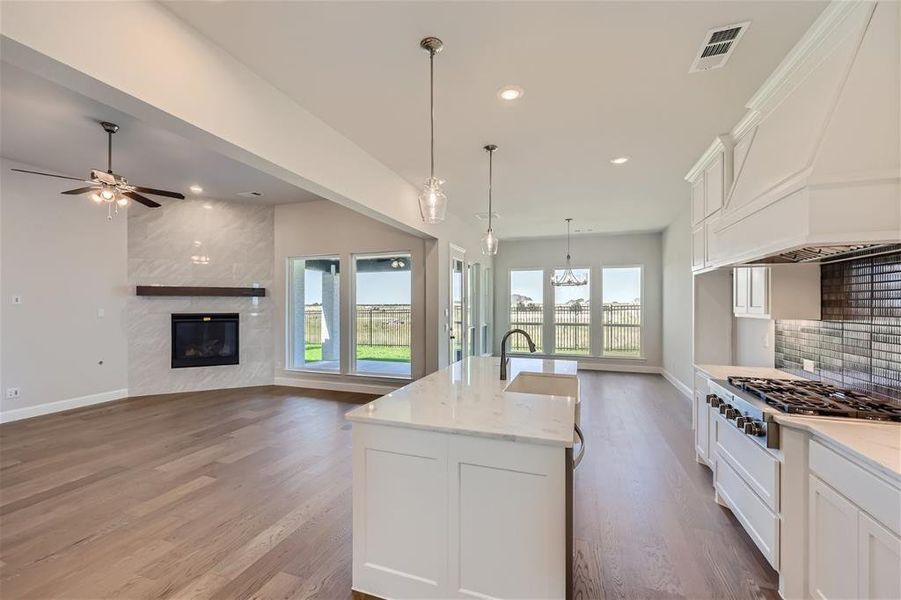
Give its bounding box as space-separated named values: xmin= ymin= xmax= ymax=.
xmin=345 ymin=356 xmax=580 ymax=600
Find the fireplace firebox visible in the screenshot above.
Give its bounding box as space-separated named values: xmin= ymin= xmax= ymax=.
xmin=171 ymin=313 xmax=239 ymax=368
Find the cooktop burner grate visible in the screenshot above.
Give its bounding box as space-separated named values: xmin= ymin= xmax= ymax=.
xmin=727 ymin=377 xmax=901 ymax=422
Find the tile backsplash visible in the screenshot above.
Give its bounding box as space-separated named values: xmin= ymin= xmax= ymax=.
xmin=775 ymin=251 xmax=901 ymax=402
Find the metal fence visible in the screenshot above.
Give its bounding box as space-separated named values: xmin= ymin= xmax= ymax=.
xmin=509 ymin=303 xmax=641 ymax=355
xmin=304 ymin=302 xmax=640 ymax=355
xmin=305 ymin=305 xmax=411 ymax=347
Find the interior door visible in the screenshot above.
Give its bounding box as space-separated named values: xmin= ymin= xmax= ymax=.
xmin=449 ymin=246 xmax=466 ymax=363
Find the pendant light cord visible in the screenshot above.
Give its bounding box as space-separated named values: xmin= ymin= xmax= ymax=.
xmin=566 ymin=218 xmax=572 ymax=261
xmin=429 ymin=49 xmax=435 ymax=180
xmin=487 ymin=149 xmax=493 ymax=230
xmin=107 ymin=132 xmax=113 ymax=174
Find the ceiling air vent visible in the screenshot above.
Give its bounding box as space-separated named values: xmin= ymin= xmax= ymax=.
xmin=689 ymin=22 xmax=750 ymax=73
xmin=237 ymin=191 xmax=264 ymax=198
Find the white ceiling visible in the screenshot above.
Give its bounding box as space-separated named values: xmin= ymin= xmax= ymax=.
xmin=0 ymin=62 xmax=323 ymax=206
xmin=163 ymin=0 xmax=826 ymax=238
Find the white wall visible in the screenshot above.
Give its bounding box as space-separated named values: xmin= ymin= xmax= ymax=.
xmin=734 ymin=317 xmax=775 ymax=367
xmin=127 ymin=198 xmax=275 ymax=396
xmin=0 ymin=158 xmax=128 ymax=421
xmin=274 ymin=200 xmax=427 ymax=393
xmin=492 ymin=231 xmax=663 ymax=370
xmin=662 ymin=209 xmax=693 ymax=392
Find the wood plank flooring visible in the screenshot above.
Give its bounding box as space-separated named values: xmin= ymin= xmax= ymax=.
xmin=0 ymin=374 xmax=778 ymax=599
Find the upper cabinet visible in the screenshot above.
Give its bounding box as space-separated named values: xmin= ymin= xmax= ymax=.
xmin=732 ymin=264 xmax=821 ymax=320
xmin=687 ymin=137 xmax=732 ymax=272
xmin=688 ymin=1 xmax=901 ymax=271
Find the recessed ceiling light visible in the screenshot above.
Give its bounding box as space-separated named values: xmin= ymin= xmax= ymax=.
xmin=189 ymin=185 xmax=204 ymax=194
xmin=498 ymin=86 xmax=524 ymax=101
xmin=202 ymin=203 xmax=213 ymax=210
xmin=610 ymin=156 xmax=630 ymax=165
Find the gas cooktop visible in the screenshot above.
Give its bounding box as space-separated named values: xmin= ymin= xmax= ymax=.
xmin=726 ymin=377 xmax=901 ymax=422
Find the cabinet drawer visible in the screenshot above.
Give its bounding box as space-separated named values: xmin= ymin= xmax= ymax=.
xmin=810 ymin=440 xmax=901 ymax=536
xmin=715 ymin=414 xmax=779 ymax=511
xmin=716 ymin=457 xmax=780 ymax=569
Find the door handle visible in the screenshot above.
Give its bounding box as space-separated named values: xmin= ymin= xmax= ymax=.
xmin=573 ymin=424 xmax=586 ymax=468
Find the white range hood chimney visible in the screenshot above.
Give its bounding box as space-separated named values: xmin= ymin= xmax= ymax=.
xmin=708 ymin=0 xmax=900 ymax=266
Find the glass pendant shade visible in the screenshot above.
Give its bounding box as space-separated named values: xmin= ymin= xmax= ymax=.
xmin=418 ymin=176 xmax=447 ymax=224
xmin=481 ymin=228 xmax=498 ymax=255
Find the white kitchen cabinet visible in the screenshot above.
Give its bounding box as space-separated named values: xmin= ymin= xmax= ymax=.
xmin=733 ymin=267 xmax=749 ymax=313
xmin=691 ymin=178 xmax=705 ymax=226
xmin=704 ymin=154 xmax=724 ymax=218
xmin=858 ymin=511 xmax=901 ymax=600
xmin=809 ymin=474 xmax=860 ymax=600
xmin=748 ymin=266 xmax=768 ymax=315
xmin=732 ymin=264 xmax=821 ymax=320
xmin=691 ymin=225 xmax=706 ymax=271
xmin=694 ymin=392 xmax=710 ymax=464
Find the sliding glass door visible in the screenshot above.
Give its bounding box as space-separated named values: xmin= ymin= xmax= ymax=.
xmin=287 ymin=256 xmax=340 ymax=371
xmin=352 ymin=253 xmax=412 ymax=378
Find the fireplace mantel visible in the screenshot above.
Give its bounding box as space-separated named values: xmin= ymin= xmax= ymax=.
xmin=136 ymin=286 xmax=266 ymax=297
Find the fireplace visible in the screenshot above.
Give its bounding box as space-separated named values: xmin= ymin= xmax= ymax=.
xmin=171 ymin=313 xmax=239 ymax=368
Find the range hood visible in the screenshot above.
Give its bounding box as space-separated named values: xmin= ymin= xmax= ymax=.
xmin=708 ymin=1 xmax=901 ymax=267
xmin=754 ymin=243 xmax=901 ymax=264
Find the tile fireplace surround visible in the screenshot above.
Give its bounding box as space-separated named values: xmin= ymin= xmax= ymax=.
xmin=775 ymin=251 xmax=901 ymax=402
xmin=126 ymin=198 xmax=274 ymax=396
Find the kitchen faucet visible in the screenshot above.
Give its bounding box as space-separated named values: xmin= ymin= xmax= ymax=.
xmin=499 ymin=329 xmax=537 ymax=380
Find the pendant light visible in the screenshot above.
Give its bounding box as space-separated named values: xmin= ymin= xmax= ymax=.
xmin=550 ymin=218 xmax=587 ymax=286
xmin=418 ymin=36 xmax=447 ymax=224
xmin=481 ymin=144 xmax=499 ymax=255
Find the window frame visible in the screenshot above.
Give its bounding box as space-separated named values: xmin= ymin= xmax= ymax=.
xmin=507 ymin=267 xmax=547 ymax=355
xmin=600 ymin=264 xmax=644 ymax=359
xmin=285 ymin=254 xmax=342 ymax=373
xmin=349 ymin=250 xmax=414 ymax=380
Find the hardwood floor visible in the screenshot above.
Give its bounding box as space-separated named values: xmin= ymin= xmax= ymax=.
xmin=0 ymin=374 xmax=778 ymax=599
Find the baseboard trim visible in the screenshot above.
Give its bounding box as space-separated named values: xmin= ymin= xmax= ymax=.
xmin=662 ymin=370 xmax=693 ymax=401
xmin=0 ymin=388 xmax=129 ymax=424
xmin=274 ymin=376 xmax=398 ymax=396
xmin=577 ymin=362 xmax=662 ymax=374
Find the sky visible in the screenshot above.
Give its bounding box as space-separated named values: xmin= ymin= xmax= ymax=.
xmin=304 ymin=268 xmax=411 ymax=304
xmin=303 ymin=262 xmax=639 ymax=306
xmin=511 ymin=267 xmax=641 ymax=304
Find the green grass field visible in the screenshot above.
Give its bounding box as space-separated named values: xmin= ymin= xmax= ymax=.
xmin=305 ymin=343 xmax=411 ymax=363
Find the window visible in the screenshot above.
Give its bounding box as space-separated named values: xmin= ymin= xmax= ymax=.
xmin=553 ymin=268 xmax=590 ymax=355
xmin=509 ymin=269 xmax=544 ymax=352
xmin=352 ymin=253 xmax=412 ymax=378
xmin=288 ymin=256 xmax=340 ymax=371
xmin=602 ymin=267 xmax=642 ymax=357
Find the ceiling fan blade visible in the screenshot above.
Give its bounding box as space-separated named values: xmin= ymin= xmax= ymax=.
xmin=123 ymin=191 xmax=161 ymax=208
xmin=61 ymin=186 xmax=98 ymax=195
xmin=11 ymin=168 xmax=88 ymax=182
xmin=131 ymin=185 xmax=185 ymax=199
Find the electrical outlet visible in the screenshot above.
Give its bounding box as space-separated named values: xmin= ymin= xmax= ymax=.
xmin=803 ymin=359 xmax=816 ymax=373
xmin=6 ymin=387 xmax=21 ymax=399
xmin=11 ymin=295 xmax=22 ymax=305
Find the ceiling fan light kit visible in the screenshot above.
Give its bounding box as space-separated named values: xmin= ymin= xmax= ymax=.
xmin=10 ymin=121 xmax=185 ymax=221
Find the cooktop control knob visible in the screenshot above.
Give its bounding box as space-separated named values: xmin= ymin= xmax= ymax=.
xmin=744 ymin=421 xmax=764 ymax=436
xmin=719 ymin=403 xmax=730 ymax=415
xmin=725 ymin=408 xmax=739 ymax=419
xmin=735 ymin=416 xmax=747 ymax=428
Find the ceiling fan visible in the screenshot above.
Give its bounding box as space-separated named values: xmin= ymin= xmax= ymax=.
xmin=11 ymin=121 xmax=185 ymax=216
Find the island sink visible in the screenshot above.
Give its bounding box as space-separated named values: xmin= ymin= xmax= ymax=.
xmin=346 ymin=356 xmax=580 ymax=600
xmin=505 ymin=371 xmax=579 ymax=398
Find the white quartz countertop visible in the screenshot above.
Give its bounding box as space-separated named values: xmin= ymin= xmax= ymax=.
xmin=775 ymin=415 xmax=901 ymax=481
xmin=345 ymin=356 xmax=578 ymax=447
xmin=695 ymin=364 xmax=808 ymax=381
